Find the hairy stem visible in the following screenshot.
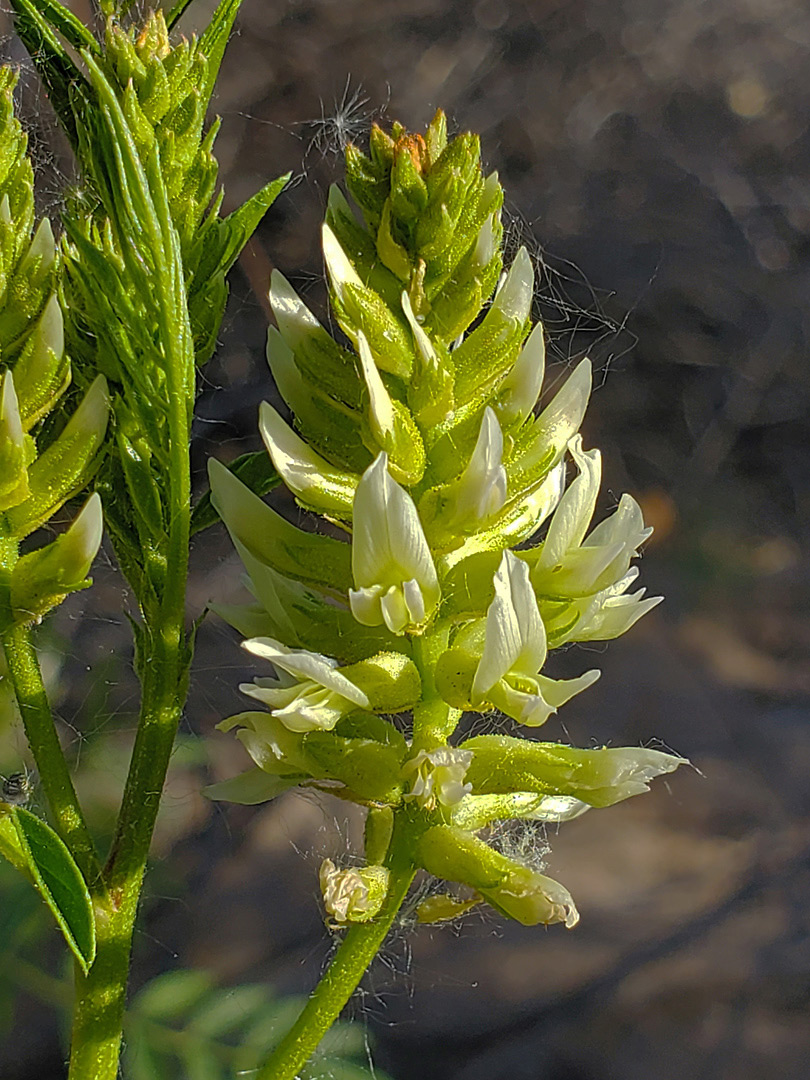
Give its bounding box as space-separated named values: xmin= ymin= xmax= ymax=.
xmin=1 ymin=621 xmax=100 ymax=885
xmin=67 ymin=214 xmax=193 ymax=1078
xmin=257 ymin=857 xmax=416 ymax=1080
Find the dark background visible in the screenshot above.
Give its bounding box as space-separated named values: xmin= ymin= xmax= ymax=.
xmin=1 ymin=1 xmax=809 ymax=1077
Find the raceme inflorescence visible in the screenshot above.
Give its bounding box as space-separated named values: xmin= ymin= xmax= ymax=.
xmin=208 ymin=111 xmax=686 ymax=936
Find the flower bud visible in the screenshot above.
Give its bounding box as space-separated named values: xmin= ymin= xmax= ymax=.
xmin=6 ymin=375 xmax=109 ymax=539
xmin=0 ymin=371 xmax=34 ymax=512
xmin=259 ymin=401 xmax=358 ymax=519
xmin=12 ymin=294 xmax=70 ymax=430
xmin=10 ymin=493 xmax=103 ymax=626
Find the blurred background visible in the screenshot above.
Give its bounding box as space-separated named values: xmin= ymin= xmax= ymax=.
xmin=1 ymin=0 xmax=809 ymax=1077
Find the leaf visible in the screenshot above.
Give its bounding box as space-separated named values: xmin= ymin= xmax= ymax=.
xmin=123 ymin=971 xmax=389 ymax=1080
xmin=197 ymin=0 xmax=244 ymax=106
xmin=7 ymin=0 xmax=90 ymax=154
xmin=0 ymin=806 xmax=96 ymax=973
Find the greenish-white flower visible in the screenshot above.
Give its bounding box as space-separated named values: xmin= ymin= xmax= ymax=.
xmin=527 ymin=434 xmax=654 ymax=598
xmin=472 ymin=550 xmax=599 ymax=726
xmin=240 ymin=637 xmax=369 ymax=733
xmin=349 ymin=452 xmax=440 ymax=634
xmin=258 ymin=401 xmax=357 ymax=517
xmin=403 ymin=747 xmax=473 ymax=809
xmin=540 ymin=569 xmax=663 ymax=646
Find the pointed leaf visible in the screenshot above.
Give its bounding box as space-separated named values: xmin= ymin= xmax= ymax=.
xmin=0 ymin=805 xmax=95 ymax=973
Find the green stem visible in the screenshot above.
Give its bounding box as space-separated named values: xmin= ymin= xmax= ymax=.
xmin=257 ymin=857 xmax=416 ymax=1080
xmin=411 ymin=624 xmax=460 ymax=750
xmin=67 ymin=210 xmax=193 ymax=1078
xmin=1 ymin=621 xmax=100 ymax=885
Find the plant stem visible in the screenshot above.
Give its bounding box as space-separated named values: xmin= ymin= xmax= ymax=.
xmin=1 ymin=622 xmax=100 ymax=884
xmin=67 ymin=193 xmax=193 ymax=1077
xmin=257 ymin=857 xmax=416 ymax=1080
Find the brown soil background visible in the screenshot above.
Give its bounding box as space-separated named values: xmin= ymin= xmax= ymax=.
xmin=2 ymin=1 xmax=809 ymax=1078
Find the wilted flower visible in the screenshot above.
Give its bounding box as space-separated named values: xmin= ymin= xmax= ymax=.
xmin=402 ymin=747 xmax=473 ymax=809
xmin=319 ymin=859 xmax=389 ymax=924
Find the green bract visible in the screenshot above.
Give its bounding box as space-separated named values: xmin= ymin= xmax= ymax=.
xmin=209 ymin=112 xmax=686 ymax=931
xmin=0 ymin=68 xmax=108 ymax=630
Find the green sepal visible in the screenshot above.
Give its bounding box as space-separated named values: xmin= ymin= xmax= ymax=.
xmin=303 ymin=730 xmax=404 ymax=802
xmin=334 ymin=711 xmax=408 ymax=757
xmin=340 ymin=652 xmax=422 ymax=714
xmin=208 ymin=456 xmax=352 ymax=594
xmin=330 ymin=278 xmax=414 ymax=380
xmin=418 ymin=824 xmax=513 ymax=892
xmin=433 ymin=633 xmax=483 ymax=711
xmin=0 ymin=804 xmax=96 ymax=973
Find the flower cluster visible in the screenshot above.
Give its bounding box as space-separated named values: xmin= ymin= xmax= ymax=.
xmin=0 ymin=69 xmax=108 ymax=628
xmin=208 ymin=112 xmax=685 ymax=929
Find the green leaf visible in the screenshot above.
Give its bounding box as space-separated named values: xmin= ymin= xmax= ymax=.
xmin=0 ymin=806 xmax=96 ymax=973
xmin=7 ymin=0 xmax=90 ymax=154
xmin=123 ymin=971 xmax=388 ymax=1080
xmin=197 ymin=0 xmax=243 ymax=106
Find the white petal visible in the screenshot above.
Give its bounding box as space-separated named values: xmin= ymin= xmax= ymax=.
xmin=496 ymin=321 xmax=546 ymax=425
xmin=449 ymin=407 xmax=508 ymax=526
xmin=533 ymin=357 xmax=592 ymax=464
xmin=539 ymin=436 xmax=601 ymax=568
xmin=492 ymin=247 xmax=534 ymax=324
xmin=351 ymin=453 xmax=439 ymax=614
xmin=322 ymin=222 xmax=364 ymax=304
xmin=269 ymin=270 xmax=322 ymax=349
xmin=401 ymin=290 xmax=439 ymax=372
xmin=356 ymin=330 xmax=395 ymax=441
xmin=242 ymin=636 xmax=369 ymax=707
xmin=259 ymin=401 xmax=357 ymax=512
xmin=473 ymin=551 xmax=546 ymax=696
